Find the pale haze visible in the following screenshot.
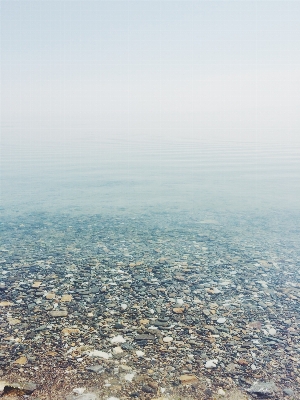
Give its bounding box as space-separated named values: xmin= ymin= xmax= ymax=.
xmin=2 ymin=1 xmax=300 ymax=145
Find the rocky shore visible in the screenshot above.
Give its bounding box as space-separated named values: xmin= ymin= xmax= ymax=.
xmin=0 ymin=211 xmax=299 ymax=399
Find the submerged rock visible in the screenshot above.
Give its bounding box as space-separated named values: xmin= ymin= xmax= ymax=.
xmin=247 ymin=381 xmax=278 ymax=396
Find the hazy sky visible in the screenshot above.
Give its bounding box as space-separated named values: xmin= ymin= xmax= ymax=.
xmin=2 ymin=1 xmax=300 ymax=144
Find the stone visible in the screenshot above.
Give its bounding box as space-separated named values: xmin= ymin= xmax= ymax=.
xmin=66 ymin=393 xmax=98 ymax=400
xmin=124 ymin=373 xmax=135 ymax=382
xmin=45 ymin=292 xmax=56 ymax=299
xmin=163 ymin=336 xmax=173 ymax=343
xmin=7 ymin=317 xmax=21 ymax=325
xmin=49 ymin=310 xmax=68 ymax=317
xmin=205 ymin=359 xmax=218 ymax=368
xmin=61 ymin=294 xmax=73 ymax=302
xmin=86 ymin=365 xmax=104 ymax=373
xmin=179 ymin=375 xmax=198 ymax=385
xmin=61 ymin=328 xmax=80 ymax=336
xmin=0 ymin=301 xmax=13 ymax=307
xmin=113 ymin=346 xmax=123 ymax=354
xmin=73 ymin=388 xmax=86 ymax=395
xmin=111 ymin=335 xmax=126 ymax=344
xmin=0 ymin=380 xmax=37 ymax=394
xmin=283 ymin=388 xmax=294 ymax=396
xmin=134 ymin=334 xmax=156 ymax=341
xmin=217 ymin=317 xmax=226 ymax=324
xmin=142 ymin=385 xmax=155 ymax=393
xmin=89 ymin=350 xmax=111 ymax=359
xmin=247 ymin=381 xmax=278 ymax=396
xmin=32 ymin=282 xmax=42 ymax=288
xmin=173 ymin=308 xmax=184 ymax=314
xmin=268 ymin=328 xmax=276 ymax=335
xmin=139 ymin=319 xmax=150 ymax=325
xmin=136 ymin=350 xmax=145 ymax=357
xmin=14 ymin=356 xmax=27 ymax=365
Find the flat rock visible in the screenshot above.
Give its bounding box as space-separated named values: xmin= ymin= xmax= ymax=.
xmin=66 ymin=393 xmax=98 ymax=400
xmin=173 ymin=308 xmax=184 ymax=314
xmin=45 ymin=292 xmax=56 ymax=299
xmin=49 ymin=310 xmax=68 ymax=317
xmin=86 ymin=365 xmax=104 ymax=373
xmin=89 ymin=350 xmax=111 ymax=359
xmin=0 ymin=301 xmax=13 ymax=307
xmin=283 ymin=388 xmax=294 ymax=396
xmin=8 ymin=317 xmax=21 ymax=325
xmin=247 ymin=381 xmax=278 ymax=396
xmin=61 ymin=328 xmax=80 ymax=336
xmin=14 ymin=356 xmax=27 ymax=365
xmin=134 ymin=334 xmax=156 ymax=341
xmin=0 ymin=380 xmax=37 ymax=394
xmin=61 ymin=294 xmax=73 ymax=302
xmin=179 ymin=374 xmax=198 ymax=385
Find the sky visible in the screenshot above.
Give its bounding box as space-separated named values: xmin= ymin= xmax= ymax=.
xmin=2 ymin=1 xmax=300 ymax=145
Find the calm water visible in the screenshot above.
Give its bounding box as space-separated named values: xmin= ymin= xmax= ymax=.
xmin=1 ymin=136 xmax=300 ymax=218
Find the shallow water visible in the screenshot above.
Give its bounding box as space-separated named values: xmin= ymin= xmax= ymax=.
xmin=0 ymin=137 xmax=300 ymax=399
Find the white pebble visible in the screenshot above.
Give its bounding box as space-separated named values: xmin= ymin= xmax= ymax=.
xmin=136 ymin=350 xmax=145 ymax=357
xmin=121 ymin=303 xmax=127 ymax=310
xmin=73 ymin=387 xmax=86 ymax=394
xmin=268 ymin=328 xmax=276 ymax=336
xmin=205 ymin=359 xmax=218 ymax=368
xmin=113 ymin=346 xmax=123 ymax=354
xmin=251 ymin=364 xmax=257 ymax=370
xmin=163 ymin=336 xmax=173 ymax=343
xmin=89 ymin=350 xmax=112 ymax=359
xmin=176 ymin=299 xmax=184 ymax=305
xmin=111 ymin=335 xmax=126 ymax=344
xmin=217 ymin=317 xmax=226 ymax=324
xmin=218 ymin=388 xmax=225 ymax=396
xmin=124 ymin=373 xmax=135 ymax=382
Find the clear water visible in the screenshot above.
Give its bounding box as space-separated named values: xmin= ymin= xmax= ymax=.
xmin=2 ymin=135 xmax=300 ymax=218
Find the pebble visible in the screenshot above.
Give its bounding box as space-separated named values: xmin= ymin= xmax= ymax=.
xmin=268 ymin=327 xmax=276 ymax=335
xmin=113 ymin=346 xmax=123 ymax=354
xmin=216 ymin=317 xmax=226 ymax=324
xmin=124 ymin=373 xmax=135 ymax=382
xmin=283 ymin=388 xmax=294 ymax=396
xmin=162 ymin=336 xmax=173 ymax=343
xmin=86 ymin=365 xmax=104 ymax=373
xmin=89 ymin=350 xmax=112 ymax=359
xmin=205 ymin=359 xmax=218 ymax=368
xmin=179 ymin=374 xmax=198 ymax=385
xmin=49 ymin=310 xmax=68 ymax=317
xmin=110 ymin=335 xmax=126 ymax=344
xmin=247 ymin=381 xmax=278 ymax=396
xmin=73 ymin=388 xmax=86 ymax=395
